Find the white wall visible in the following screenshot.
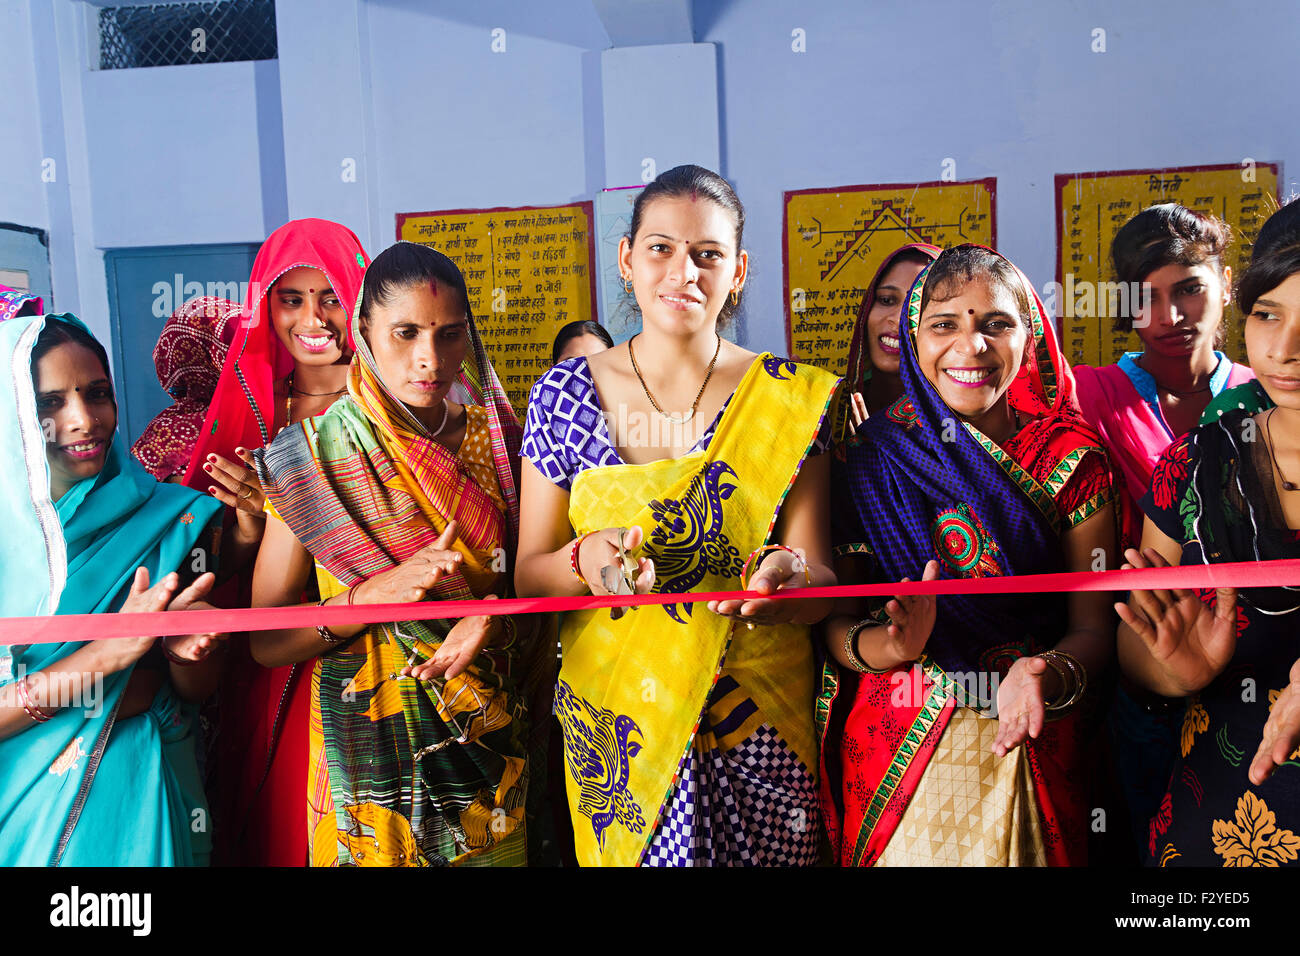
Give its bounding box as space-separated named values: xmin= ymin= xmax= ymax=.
xmin=0 ymin=0 xmax=48 ymax=231
xmin=83 ymin=60 xmax=278 ymax=247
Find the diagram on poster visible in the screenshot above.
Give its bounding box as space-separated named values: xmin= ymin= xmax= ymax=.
xmin=397 ymin=201 xmax=597 ymax=418
xmin=783 ymin=178 xmax=996 ymax=377
xmin=1054 ymin=161 xmax=1279 ymax=367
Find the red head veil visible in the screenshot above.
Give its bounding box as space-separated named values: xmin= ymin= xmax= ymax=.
xmin=184 ymin=218 xmax=370 ymax=488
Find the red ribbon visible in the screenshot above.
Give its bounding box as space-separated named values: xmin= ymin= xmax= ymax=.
xmin=3 ymin=558 xmax=1298 ymax=647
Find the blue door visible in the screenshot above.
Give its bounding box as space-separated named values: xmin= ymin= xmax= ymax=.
xmin=105 ymin=243 xmax=259 ymax=446
xmin=0 ymin=222 xmax=53 ymax=307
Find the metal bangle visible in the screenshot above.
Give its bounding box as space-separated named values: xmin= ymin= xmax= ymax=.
xmin=17 ymin=676 xmax=51 ymax=723
xmin=316 ymin=596 xmax=349 ymax=645
xmin=1040 ymin=650 xmax=1086 ymax=712
xmin=843 ymin=619 xmax=894 ymax=674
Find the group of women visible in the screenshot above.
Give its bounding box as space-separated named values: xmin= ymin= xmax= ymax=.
xmin=1 ymin=164 xmax=1298 ymax=868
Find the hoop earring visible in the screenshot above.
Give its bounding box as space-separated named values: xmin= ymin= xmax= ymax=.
xmin=730 ymin=288 xmax=740 ymax=307
xmin=623 ymin=276 xmax=633 ymax=295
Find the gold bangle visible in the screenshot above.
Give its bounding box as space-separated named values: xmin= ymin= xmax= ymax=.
xmin=843 ymin=619 xmax=894 ymax=674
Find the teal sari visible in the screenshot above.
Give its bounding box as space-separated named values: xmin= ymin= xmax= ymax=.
xmin=0 ymin=313 xmax=222 ymax=866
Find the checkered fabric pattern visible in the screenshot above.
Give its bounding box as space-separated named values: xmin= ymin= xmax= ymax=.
xmin=522 ymin=357 xmax=829 ymax=491
xmin=642 ymin=724 xmax=820 ymax=867
xmin=522 ymin=359 xmax=622 ymax=490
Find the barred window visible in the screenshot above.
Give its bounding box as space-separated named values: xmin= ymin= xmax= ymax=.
xmin=95 ymin=0 xmax=277 ymax=70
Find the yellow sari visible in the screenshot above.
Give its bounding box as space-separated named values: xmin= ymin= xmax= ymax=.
xmin=551 ymin=354 xmax=838 ymax=866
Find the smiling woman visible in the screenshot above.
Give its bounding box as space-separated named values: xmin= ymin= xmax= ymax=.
xmin=515 ymin=165 xmax=840 ymax=867
xmin=32 ymin=321 xmax=119 ymax=500
xmin=185 ymin=218 xmax=371 ymax=868
xmin=839 ymin=243 xmax=940 ymax=435
xmin=822 ymin=245 xmax=1118 ymax=867
xmin=0 ymin=314 xmax=225 ymax=866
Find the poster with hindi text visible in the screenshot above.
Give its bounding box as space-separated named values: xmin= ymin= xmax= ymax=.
xmin=1054 ymin=162 xmax=1280 ymax=368
xmin=783 ymin=178 xmax=996 ymax=376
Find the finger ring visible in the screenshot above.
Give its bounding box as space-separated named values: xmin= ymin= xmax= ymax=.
xmin=745 ymin=622 xmax=756 ymax=630
xmin=238 ymin=485 xmax=254 ymax=501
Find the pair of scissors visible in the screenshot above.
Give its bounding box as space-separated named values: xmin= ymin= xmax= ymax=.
xmin=599 ymin=528 xmax=640 ymax=620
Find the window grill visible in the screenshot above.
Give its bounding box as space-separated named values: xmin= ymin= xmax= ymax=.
xmin=96 ymin=0 xmax=277 ymax=70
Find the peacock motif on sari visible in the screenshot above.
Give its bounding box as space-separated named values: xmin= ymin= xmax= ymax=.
xmin=644 ymin=460 xmax=744 ymax=623
xmin=554 ymin=679 xmax=646 ymax=849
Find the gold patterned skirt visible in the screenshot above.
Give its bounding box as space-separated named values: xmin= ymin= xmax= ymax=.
xmin=875 ymin=706 xmax=1048 ymax=867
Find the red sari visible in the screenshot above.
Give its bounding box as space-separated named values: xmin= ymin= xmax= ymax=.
xmin=195 ymin=219 xmax=370 ymax=866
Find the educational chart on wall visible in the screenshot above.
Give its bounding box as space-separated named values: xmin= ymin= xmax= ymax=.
xmin=397 ymin=201 xmax=597 ymax=418
xmin=783 ymin=178 xmax=996 ymax=377
xmin=1054 ymin=161 xmax=1280 ymax=368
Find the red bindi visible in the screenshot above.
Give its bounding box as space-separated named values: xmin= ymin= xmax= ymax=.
xmin=968 ymin=309 xmax=975 ymax=315
xmin=308 ymin=288 xmax=315 ymax=293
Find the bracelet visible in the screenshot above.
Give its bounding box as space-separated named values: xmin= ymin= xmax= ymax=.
xmin=17 ymin=676 xmax=51 ymax=723
xmin=497 ymin=615 xmax=518 ymax=649
xmin=161 ymin=638 xmax=199 ymax=666
xmin=740 ymin=543 xmax=813 ymax=591
xmin=1039 ymin=649 xmax=1087 ymax=712
xmin=316 ymin=595 xmax=349 ymax=645
xmin=842 ymin=619 xmax=895 ymax=674
xmin=570 ymin=532 xmax=594 ymax=589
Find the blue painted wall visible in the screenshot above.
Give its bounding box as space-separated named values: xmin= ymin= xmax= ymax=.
xmin=698 ymin=0 xmax=1300 ymax=352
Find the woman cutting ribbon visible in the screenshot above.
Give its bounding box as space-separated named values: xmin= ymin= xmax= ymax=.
xmin=516 ymin=165 xmax=839 ymax=866
xmin=250 ymin=241 xmax=544 ymax=866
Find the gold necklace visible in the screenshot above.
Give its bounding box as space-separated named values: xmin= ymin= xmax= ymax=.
xmin=284 ymin=372 xmax=347 ymax=428
xmin=628 ymin=333 xmax=722 ymax=425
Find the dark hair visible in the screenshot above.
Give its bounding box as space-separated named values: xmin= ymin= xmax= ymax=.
xmin=30 ymin=318 xmax=114 ymax=394
xmin=918 ymin=245 xmax=1033 ymax=331
xmin=551 ymin=319 xmax=614 ymax=363
xmin=868 ymin=248 xmax=935 ymax=305
xmin=627 ymin=164 xmax=747 ymax=325
xmin=1110 ymin=203 xmax=1232 ymax=332
xmin=1237 ymin=198 xmax=1300 ymax=316
xmin=357 ymin=241 xmax=471 ymax=336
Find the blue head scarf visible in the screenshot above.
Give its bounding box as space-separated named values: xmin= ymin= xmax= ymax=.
xmin=834 ymin=246 xmax=1095 ymax=675
xmin=0 ymin=312 xmax=221 ymax=864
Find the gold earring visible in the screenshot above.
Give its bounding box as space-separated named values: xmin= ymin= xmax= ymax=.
xmin=623 ymin=275 xmax=632 ymax=295
xmin=730 ymin=288 xmax=740 ymax=306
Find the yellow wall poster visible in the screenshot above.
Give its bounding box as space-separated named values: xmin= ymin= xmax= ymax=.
xmin=1054 ymin=161 xmax=1279 ymax=368
xmin=783 ymin=178 xmax=996 ymax=377
xmin=396 ymin=201 xmax=597 ymax=418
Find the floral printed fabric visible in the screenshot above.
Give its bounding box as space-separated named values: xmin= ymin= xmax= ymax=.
xmin=1140 ymin=426 xmax=1300 ymax=866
